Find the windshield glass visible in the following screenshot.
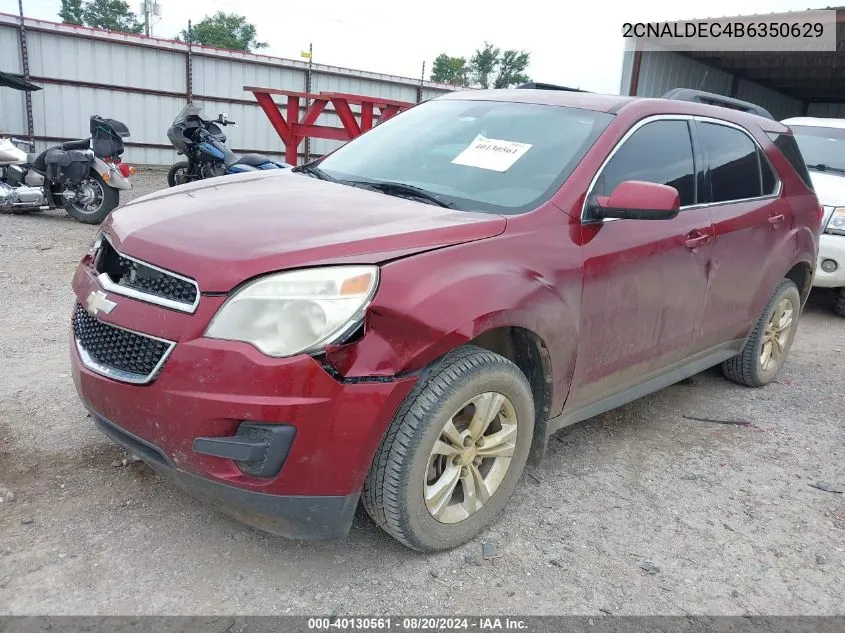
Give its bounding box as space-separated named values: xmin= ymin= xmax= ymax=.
xmin=790 ymin=125 xmax=845 ymax=173
xmin=173 ymin=104 xmax=205 ymax=125
xmin=314 ymin=99 xmax=614 ymax=214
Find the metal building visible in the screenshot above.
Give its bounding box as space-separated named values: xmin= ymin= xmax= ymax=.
xmin=0 ymin=12 xmax=454 ymax=165
xmin=620 ymin=8 xmax=845 ymax=121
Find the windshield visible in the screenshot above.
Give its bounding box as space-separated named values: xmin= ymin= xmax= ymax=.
xmin=313 ymin=99 xmax=614 ymax=214
xmin=790 ymin=125 xmax=845 ymax=173
xmin=173 ymin=104 xmax=205 ymax=126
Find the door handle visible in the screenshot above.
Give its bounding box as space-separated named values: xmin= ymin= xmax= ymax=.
xmin=768 ymin=213 xmax=785 ymax=225
xmin=684 ymin=230 xmax=711 ymax=250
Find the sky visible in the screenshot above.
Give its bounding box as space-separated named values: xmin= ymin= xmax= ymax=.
xmin=0 ymin=0 xmax=837 ymax=94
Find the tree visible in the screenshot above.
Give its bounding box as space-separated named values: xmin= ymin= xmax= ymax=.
xmin=430 ymin=54 xmax=469 ymax=87
xmin=432 ymin=42 xmax=531 ymax=90
xmin=469 ymin=42 xmax=499 ymax=89
xmin=492 ymin=49 xmax=531 ymax=89
xmin=59 ymin=0 xmax=144 ymax=33
xmin=58 ymin=0 xmax=84 ymax=25
xmin=470 ymin=42 xmax=530 ymax=89
xmin=178 ymin=12 xmax=268 ymax=52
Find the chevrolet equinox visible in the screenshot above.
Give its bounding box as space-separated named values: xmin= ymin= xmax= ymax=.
xmin=71 ymin=88 xmax=822 ymax=552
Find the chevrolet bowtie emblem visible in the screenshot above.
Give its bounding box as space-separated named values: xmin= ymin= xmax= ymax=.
xmin=86 ymin=290 xmax=117 ymax=316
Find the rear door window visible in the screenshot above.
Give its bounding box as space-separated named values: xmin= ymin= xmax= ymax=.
xmin=591 ymin=119 xmax=697 ymax=207
xmin=700 ymin=122 xmax=766 ymax=202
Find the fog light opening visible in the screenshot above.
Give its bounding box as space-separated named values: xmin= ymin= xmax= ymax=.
xmin=821 ymin=259 xmax=838 ymax=274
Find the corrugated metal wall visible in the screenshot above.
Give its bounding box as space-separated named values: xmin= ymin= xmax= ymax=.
xmin=619 ymin=50 xmax=806 ymax=121
xmin=807 ymin=102 xmax=845 ymax=118
xmin=0 ymin=12 xmax=454 ymax=165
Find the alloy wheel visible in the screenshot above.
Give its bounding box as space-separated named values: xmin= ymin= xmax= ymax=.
xmin=760 ymin=296 xmax=795 ymax=372
xmin=424 ymin=392 xmax=518 ymax=524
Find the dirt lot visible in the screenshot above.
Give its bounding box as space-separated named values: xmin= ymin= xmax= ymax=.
xmin=1 ymin=168 xmax=844 ymax=615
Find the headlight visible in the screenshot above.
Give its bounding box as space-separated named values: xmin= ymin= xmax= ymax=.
xmin=205 ymin=266 xmax=379 ymax=357
xmin=825 ymin=207 xmax=845 ymax=236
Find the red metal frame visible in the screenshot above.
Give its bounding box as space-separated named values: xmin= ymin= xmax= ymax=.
xmin=246 ymin=86 xmax=414 ymax=165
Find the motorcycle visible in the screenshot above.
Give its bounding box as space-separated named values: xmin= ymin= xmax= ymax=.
xmin=0 ymin=115 xmax=134 ymax=224
xmin=166 ymin=105 xmax=289 ymax=186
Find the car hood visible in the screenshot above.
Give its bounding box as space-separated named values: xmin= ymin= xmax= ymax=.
xmin=105 ymin=170 xmax=506 ymax=292
xmin=808 ymin=170 xmax=845 ymax=208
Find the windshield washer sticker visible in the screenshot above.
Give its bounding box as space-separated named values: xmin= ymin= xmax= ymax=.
xmin=451 ymin=134 xmax=533 ymax=172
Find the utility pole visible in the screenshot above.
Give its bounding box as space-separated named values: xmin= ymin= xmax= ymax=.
xmin=139 ymin=1 xmax=161 ymax=36
xmin=17 ymin=0 xmax=33 ymax=143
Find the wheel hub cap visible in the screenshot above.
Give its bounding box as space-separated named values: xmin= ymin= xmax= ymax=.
xmin=424 ymin=391 xmax=518 ymax=524
xmin=458 ymin=446 xmax=477 ymax=466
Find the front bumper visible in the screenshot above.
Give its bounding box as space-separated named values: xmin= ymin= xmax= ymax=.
xmin=71 ymin=263 xmax=417 ymax=540
xmin=90 ymin=411 xmax=360 ymax=539
xmin=813 ymin=233 xmax=845 ymax=288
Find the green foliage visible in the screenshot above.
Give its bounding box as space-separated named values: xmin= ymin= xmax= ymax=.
xmin=433 ymin=42 xmax=531 ymax=89
xmin=430 ymin=54 xmax=469 ymax=87
xmin=178 ymin=12 xmax=268 ymax=52
xmin=58 ymin=0 xmax=84 ymax=25
xmin=59 ymin=0 xmax=144 ymax=33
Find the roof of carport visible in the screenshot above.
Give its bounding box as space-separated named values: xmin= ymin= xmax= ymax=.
xmin=674 ymin=7 xmax=845 ymax=103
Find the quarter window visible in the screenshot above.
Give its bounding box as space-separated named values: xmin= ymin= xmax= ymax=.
xmin=700 ymin=122 xmax=771 ymax=202
xmin=591 ymin=120 xmax=696 ymax=208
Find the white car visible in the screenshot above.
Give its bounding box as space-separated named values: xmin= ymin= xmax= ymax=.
xmin=782 ymin=117 xmax=845 ymax=317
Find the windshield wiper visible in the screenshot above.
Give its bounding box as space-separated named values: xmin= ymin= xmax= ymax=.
xmin=806 ymin=163 xmax=845 ymax=175
xmin=292 ymin=163 xmax=337 ymax=181
xmin=346 ymin=180 xmax=455 ymax=208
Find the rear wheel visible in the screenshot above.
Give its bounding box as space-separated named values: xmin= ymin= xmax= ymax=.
xmin=834 ymin=288 xmax=845 ymax=318
xmin=362 ymin=345 xmax=534 ymax=552
xmin=722 ymin=278 xmax=801 ymax=387
xmin=64 ymin=171 xmax=118 ymax=225
xmin=167 ymin=161 xmax=190 ymax=187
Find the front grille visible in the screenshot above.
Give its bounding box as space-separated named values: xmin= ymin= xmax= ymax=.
xmin=96 ymin=238 xmax=198 ymax=309
xmin=73 ymin=304 xmax=173 ymax=382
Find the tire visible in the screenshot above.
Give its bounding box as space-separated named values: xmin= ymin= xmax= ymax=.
xmin=722 ymin=278 xmax=801 ymax=387
xmin=834 ymin=288 xmax=845 ymax=318
xmin=64 ymin=171 xmax=119 ymax=225
xmin=167 ymin=161 xmax=190 ymax=187
xmin=362 ymin=345 xmax=535 ymax=552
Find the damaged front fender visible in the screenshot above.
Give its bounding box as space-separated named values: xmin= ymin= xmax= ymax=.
xmin=322 ymin=233 xmax=581 ymax=418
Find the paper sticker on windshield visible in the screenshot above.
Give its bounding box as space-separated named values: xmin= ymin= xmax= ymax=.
xmin=451 ymin=134 xmax=532 ymax=172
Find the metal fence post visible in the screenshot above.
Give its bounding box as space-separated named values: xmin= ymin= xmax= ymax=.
xmin=186 ymin=20 xmax=193 ymax=104
xmin=18 ymin=0 xmax=34 ymax=143
xmin=303 ymin=43 xmax=313 ymax=165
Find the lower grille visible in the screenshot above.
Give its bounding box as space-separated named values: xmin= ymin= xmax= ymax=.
xmin=72 ymin=304 xmax=174 ymax=384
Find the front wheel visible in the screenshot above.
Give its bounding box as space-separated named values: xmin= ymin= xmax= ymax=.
xmin=64 ymin=171 xmax=119 ymax=225
xmin=167 ymin=161 xmax=191 ymax=187
xmin=362 ymin=345 xmax=534 ymax=552
xmin=722 ymin=278 xmax=801 ymax=387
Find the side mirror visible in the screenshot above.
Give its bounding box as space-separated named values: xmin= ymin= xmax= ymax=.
xmin=591 ymin=180 xmax=681 ymax=220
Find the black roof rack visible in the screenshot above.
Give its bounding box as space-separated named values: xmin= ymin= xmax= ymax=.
xmin=661 ymin=88 xmax=775 ymax=120
xmin=517 ymin=82 xmax=588 ymax=93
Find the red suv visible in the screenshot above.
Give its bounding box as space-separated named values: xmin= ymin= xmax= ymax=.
xmin=71 ymin=88 xmax=821 ymax=552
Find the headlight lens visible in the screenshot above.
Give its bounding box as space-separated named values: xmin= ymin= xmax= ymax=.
xmin=205 ymin=266 xmax=379 ymax=357
xmin=825 ymin=207 xmax=845 ymax=235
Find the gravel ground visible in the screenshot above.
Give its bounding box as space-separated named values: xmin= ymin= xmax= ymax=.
xmin=0 ymin=168 xmax=844 ymax=615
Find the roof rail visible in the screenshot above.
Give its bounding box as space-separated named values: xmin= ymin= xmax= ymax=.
xmin=517 ymin=82 xmax=588 ymax=93
xmin=661 ymin=88 xmax=775 ymax=120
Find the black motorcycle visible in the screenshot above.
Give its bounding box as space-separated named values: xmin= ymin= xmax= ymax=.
xmin=0 ymin=115 xmax=134 ymax=224
xmin=165 ymin=105 xmax=289 ymax=187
